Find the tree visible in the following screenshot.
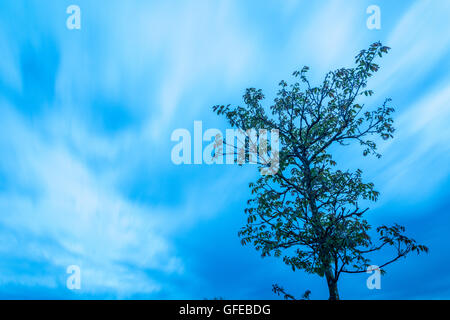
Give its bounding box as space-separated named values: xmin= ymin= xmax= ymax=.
xmin=213 ymin=42 xmax=428 ymax=300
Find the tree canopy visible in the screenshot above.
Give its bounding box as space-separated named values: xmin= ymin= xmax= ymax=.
xmin=213 ymin=42 xmax=428 ymax=300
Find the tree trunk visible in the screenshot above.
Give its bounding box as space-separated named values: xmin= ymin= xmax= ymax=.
xmin=304 ymin=163 xmax=340 ymax=300
xmin=325 ymin=268 xmax=339 ymax=300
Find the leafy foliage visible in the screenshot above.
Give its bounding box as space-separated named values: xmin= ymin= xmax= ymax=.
xmin=272 ymin=284 xmax=311 ymax=300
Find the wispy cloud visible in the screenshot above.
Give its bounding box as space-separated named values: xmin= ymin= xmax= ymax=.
xmin=378 ymin=80 xmax=450 ymax=204
xmin=0 ymin=0 xmax=449 ymax=299
xmin=0 ymin=103 xmax=183 ymax=297
xmin=372 ymin=0 xmax=450 ymax=96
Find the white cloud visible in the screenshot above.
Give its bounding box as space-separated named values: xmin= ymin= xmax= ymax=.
xmin=377 ymin=80 xmax=450 ymax=205
xmin=287 ymin=0 xmax=365 ymax=74
xmin=372 ymin=0 xmax=450 ymax=96
xmin=0 ymin=103 xmax=183 ymax=296
xmin=0 ymin=95 xmax=252 ymax=296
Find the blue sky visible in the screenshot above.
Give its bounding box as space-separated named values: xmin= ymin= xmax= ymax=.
xmin=0 ymin=0 xmax=449 ymax=299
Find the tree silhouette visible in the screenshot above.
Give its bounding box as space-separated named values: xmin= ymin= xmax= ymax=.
xmin=213 ymin=42 xmax=428 ymax=300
